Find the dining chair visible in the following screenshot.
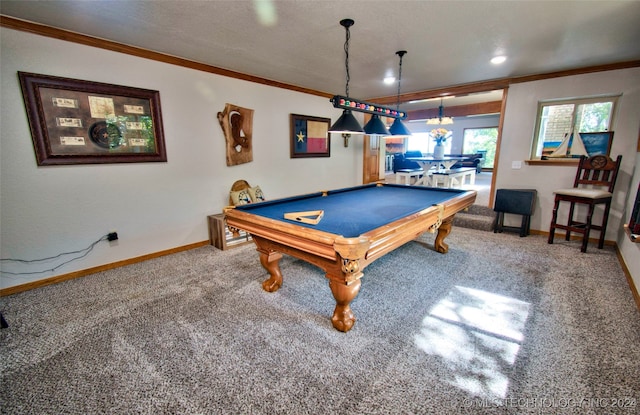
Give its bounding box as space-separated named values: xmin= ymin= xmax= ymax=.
xmin=548 ymin=154 xmax=622 ymax=252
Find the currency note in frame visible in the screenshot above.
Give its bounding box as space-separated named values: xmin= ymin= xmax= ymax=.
xmin=60 ymin=136 xmax=86 ymax=146
xmin=124 ymin=104 xmax=145 ymax=114
xmin=129 ymin=138 xmax=147 ymax=146
xmin=56 ymin=118 xmax=83 ymax=128
xmin=52 ymin=97 xmax=78 ymax=108
xmin=126 ymin=121 xmax=145 ymax=130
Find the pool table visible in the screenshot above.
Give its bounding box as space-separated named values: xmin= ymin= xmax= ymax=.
xmin=224 ymin=183 xmax=476 ymax=332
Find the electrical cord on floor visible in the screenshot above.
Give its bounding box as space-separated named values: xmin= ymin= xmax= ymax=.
xmin=0 ymin=234 xmax=111 ymax=276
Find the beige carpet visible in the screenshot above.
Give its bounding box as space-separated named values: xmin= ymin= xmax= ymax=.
xmin=1 ymin=226 xmax=638 ymax=414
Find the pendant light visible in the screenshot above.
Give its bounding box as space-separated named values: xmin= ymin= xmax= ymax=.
xmin=364 ymin=115 xmax=390 ymax=135
xmin=329 ymin=19 xmax=408 ymax=134
xmin=329 ymin=19 xmax=364 ymax=134
xmin=388 ymin=50 xmax=412 ymax=136
xmin=426 ymin=98 xmax=454 ymax=125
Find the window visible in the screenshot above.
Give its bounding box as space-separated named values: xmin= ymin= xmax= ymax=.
xmin=530 ymin=95 xmax=619 ymax=159
xmin=408 ymin=132 xmax=452 ymax=155
xmin=463 ymin=127 xmax=498 ymax=169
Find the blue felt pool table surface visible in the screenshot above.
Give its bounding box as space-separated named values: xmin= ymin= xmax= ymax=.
xmin=232 ymin=184 xmax=468 ymax=238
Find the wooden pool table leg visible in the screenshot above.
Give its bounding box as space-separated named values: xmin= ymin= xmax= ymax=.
xmin=328 ymin=279 xmax=361 ymax=332
xmin=434 ymin=216 xmax=454 ymax=254
xmin=258 ymin=249 xmax=284 ymax=292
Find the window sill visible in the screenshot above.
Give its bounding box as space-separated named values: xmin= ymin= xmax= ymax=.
xmin=525 ymin=159 xmax=580 ymax=166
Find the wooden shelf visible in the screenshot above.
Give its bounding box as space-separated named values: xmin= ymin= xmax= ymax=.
xmin=525 ymin=159 xmax=580 ymax=166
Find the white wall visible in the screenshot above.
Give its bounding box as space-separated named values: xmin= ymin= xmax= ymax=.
xmin=0 ymin=28 xmax=364 ymax=289
xmin=496 ymin=68 xmax=640 ymax=290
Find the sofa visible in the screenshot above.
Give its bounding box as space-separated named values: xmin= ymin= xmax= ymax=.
xmin=392 ymin=151 xmax=423 ymax=173
xmin=446 ymin=153 xmax=485 ymax=173
xmin=393 ymin=151 xmax=485 ymax=173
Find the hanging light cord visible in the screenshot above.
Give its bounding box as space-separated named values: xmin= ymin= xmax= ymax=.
xmin=342 ymin=20 xmax=352 ymax=97
xmin=395 ymin=51 xmax=406 ymax=111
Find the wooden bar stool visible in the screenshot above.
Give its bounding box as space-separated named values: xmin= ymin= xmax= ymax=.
xmin=548 ymin=155 xmax=622 ymax=252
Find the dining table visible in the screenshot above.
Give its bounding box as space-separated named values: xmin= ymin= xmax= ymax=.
xmin=405 ymin=156 xmax=466 ymax=186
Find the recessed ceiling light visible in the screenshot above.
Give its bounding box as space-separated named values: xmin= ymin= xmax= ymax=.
xmin=383 ymin=76 xmax=396 ymax=85
xmin=491 ymin=56 xmax=507 ymax=65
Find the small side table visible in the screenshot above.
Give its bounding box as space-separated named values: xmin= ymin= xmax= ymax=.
xmin=493 ymin=189 xmax=537 ymax=237
xmin=207 ymin=213 xmax=252 ymax=250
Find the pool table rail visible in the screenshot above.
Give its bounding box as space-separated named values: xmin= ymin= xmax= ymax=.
xmin=362 ymin=190 xmax=475 ymax=258
xmin=224 ymin=207 xmax=347 ymax=261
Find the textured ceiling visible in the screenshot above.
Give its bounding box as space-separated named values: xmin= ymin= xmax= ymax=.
xmin=2 ymin=0 xmax=639 ymax=109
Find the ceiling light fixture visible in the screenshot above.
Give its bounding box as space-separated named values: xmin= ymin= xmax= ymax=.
xmin=363 ymin=114 xmax=390 ymax=135
xmin=329 ymin=19 xmax=407 ymax=135
xmin=491 ymin=55 xmax=507 ymax=65
xmin=328 ymin=19 xmax=363 ymax=134
xmin=387 ymin=50 xmax=412 ymax=137
xmin=426 ymin=98 xmax=454 ymax=125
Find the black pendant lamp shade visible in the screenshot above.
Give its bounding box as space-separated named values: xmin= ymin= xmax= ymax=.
xmin=388 ymin=50 xmax=412 ymax=137
xmin=329 ymin=109 xmax=364 ymax=134
xmin=363 ymin=114 xmax=390 ymax=135
xmin=389 ymin=117 xmax=412 ymax=136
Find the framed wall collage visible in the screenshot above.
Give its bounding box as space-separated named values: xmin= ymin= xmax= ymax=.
xmin=18 ymin=72 xmax=167 ymax=166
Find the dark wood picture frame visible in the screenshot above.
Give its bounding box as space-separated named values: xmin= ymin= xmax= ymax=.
xmin=18 ymin=72 xmax=167 ymax=165
xmin=290 ymin=114 xmax=331 ymax=158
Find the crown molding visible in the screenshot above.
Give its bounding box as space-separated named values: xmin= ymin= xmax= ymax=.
xmin=0 ymin=15 xmax=333 ymax=99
